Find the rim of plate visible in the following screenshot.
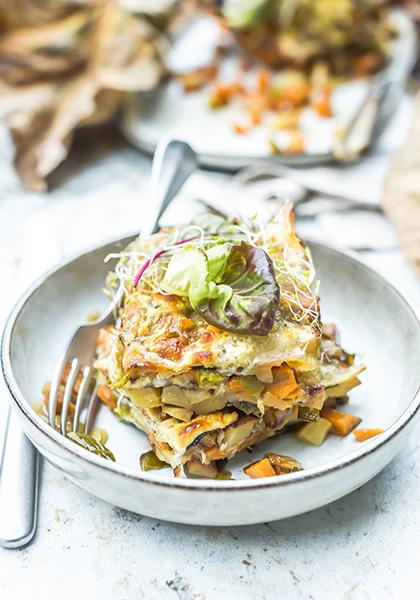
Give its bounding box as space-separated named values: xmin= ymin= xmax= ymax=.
xmin=2 ymin=233 xmax=420 ymax=492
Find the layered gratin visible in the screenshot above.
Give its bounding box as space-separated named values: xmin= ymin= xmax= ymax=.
xmin=93 ymin=206 xmax=364 ymax=477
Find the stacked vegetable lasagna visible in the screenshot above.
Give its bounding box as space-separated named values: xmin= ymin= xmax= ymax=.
xmin=94 ymin=206 xmax=364 ymax=477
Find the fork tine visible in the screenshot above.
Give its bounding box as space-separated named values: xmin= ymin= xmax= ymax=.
xmin=48 ymin=358 xmax=66 ymax=429
xmin=60 ymin=358 xmax=79 ymax=436
xmin=72 ymin=366 xmax=93 ymax=433
xmin=83 ymin=383 xmax=99 ymax=434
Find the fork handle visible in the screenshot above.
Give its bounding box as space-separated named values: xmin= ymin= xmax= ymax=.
xmin=141 ymin=138 xmax=197 ymax=238
xmin=0 ymin=408 xmax=39 ymax=548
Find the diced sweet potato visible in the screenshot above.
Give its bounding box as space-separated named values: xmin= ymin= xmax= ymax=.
xmin=311 ymin=86 xmax=332 ymax=118
xmin=97 ymin=384 xmax=116 ymax=410
xmin=266 ymin=365 xmax=299 ymax=399
xmin=321 ymin=407 xmax=361 ymax=436
xmin=244 ymin=457 xmax=276 ymax=478
xmin=228 ymin=376 xmax=264 ymax=401
xmin=353 ymin=428 xmax=384 ymax=442
xmin=179 ymin=65 xmax=218 ymax=92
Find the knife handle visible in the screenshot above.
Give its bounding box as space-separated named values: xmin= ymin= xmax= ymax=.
xmin=0 ymin=408 xmax=39 ymax=548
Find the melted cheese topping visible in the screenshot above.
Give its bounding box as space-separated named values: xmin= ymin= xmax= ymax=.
xmin=118 ymin=292 xmax=320 ymax=380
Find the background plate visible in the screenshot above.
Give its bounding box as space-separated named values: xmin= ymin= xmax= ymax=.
xmin=121 ymin=10 xmax=418 ymax=170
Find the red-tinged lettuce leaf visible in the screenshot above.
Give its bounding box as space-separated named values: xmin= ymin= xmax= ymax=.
xmin=162 ymin=241 xmax=280 ymax=335
xmin=197 ymin=242 xmax=279 ymax=335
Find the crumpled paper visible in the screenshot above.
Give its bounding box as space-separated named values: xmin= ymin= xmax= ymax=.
xmin=0 ymin=0 xmax=177 ymax=191
xmin=383 ymin=91 xmax=420 ymax=274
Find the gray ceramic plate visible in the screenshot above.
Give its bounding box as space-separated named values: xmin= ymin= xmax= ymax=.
xmin=121 ymin=10 xmax=418 ymax=170
xmin=2 ymin=235 xmax=420 ymax=525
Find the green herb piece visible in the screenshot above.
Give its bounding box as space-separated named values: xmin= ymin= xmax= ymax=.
xmin=215 ymin=471 xmax=233 ymax=480
xmin=196 ymin=369 xmax=225 ymax=388
xmin=67 ymin=432 xmax=116 ymax=461
xmin=91 ymin=428 xmax=108 ymax=444
xmin=297 ymin=406 xmax=320 ymax=423
xmin=266 ymin=453 xmax=302 ymax=475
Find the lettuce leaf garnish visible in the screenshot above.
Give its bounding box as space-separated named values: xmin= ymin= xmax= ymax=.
xmin=161 ymin=241 xmax=279 ymax=335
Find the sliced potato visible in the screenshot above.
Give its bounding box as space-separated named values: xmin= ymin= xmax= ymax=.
xmin=326 ymin=377 xmax=361 ymax=398
xmin=124 ymin=387 xmax=161 ymax=408
xmin=193 ymin=394 xmax=226 ymax=415
xmin=187 ymin=460 xmax=218 ymax=478
xmin=223 ymin=416 xmax=256 ymax=451
xmin=162 ymin=404 xmax=192 ymax=422
xmin=296 ymin=417 xmax=331 ymax=446
xmin=161 ymin=386 xmax=190 ymax=409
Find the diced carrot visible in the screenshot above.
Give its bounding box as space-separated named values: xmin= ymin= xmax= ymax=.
xmin=179 ymin=65 xmax=218 ymax=93
xmin=248 ymin=103 xmax=263 ymax=126
xmin=244 ymin=457 xmax=276 ymax=478
xmin=311 ymin=86 xmax=332 ymax=118
xmin=353 ymin=428 xmax=384 ymax=442
xmin=209 ymin=80 xmax=244 ymax=108
xmin=232 ymin=122 xmax=249 ymax=135
xmin=256 ymin=68 xmax=270 ymax=93
xmin=266 ymin=365 xmax=299 ymax=399
xmin=321 ymin=407 xmax=361 ymax=436
xmin=97 ymin=384 xmax=116 ymax=409
xmin=284 ymin=130 xmax=305 ymax=154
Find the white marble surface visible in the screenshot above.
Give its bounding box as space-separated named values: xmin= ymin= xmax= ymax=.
xmin=0 ymin=124 xmax=420 ymax=600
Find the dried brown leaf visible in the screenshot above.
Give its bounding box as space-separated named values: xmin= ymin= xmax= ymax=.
xmin=383 ymin=92 xmax=420 ymax=275
xmin=0 ymin=0 xmax=177 ymax=191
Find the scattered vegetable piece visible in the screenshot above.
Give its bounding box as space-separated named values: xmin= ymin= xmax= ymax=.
xmin=298 ymin=406 xmax=320 ymax=423
xmin=266 ymin=365 xmax=299 ymax=399
xmin=244 ymin=457 xmax=276 ymax=478
xmin=266 ymin=453 xmax=302 ymax=475
xmin=97 ymin=384 xmax=116 ymax=410
xmin=296 ymin=417 xmax=332 ymax=446
xmin=321 ymin=407 xmax=361 ymax=436
xmin=67 ymin=432 xmax=115 ymax=461
xmin=187 ymin=461 xmax=218 ymax=478
xmin=353 ymin=428 xmax=384 ymax=442
xmin=91 ymin=428 xmax=108 ymax=444
xmin=140 ymin=450 xmax=169 ymax=471
xmin=178 ymin=65 xmax=218 ymax=92
xmin=215 ymin=471 xmax=233 ymax=480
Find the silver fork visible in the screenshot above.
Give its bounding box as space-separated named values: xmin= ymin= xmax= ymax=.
xmin=48 ymin=138 xmax=198 ymax=435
